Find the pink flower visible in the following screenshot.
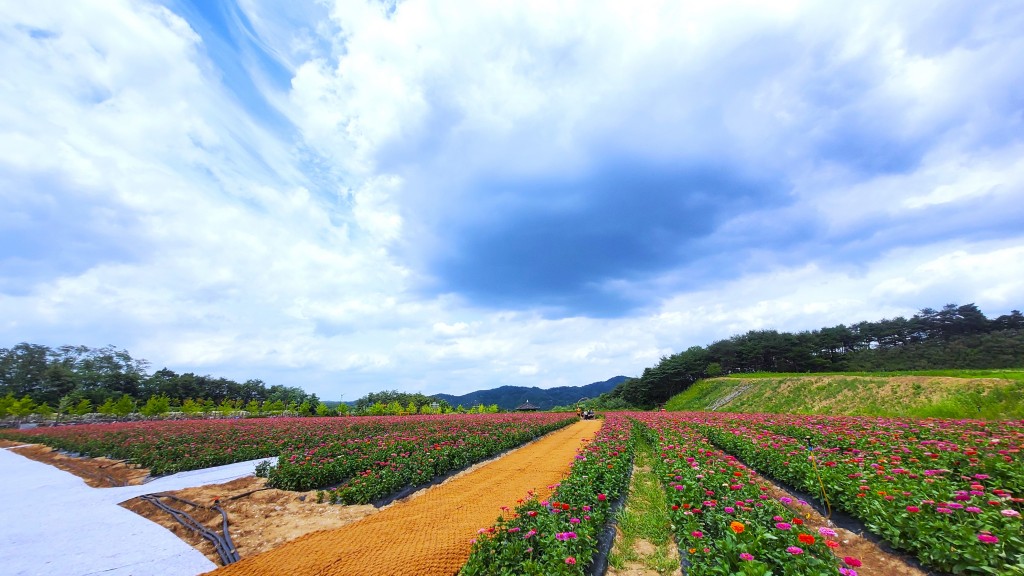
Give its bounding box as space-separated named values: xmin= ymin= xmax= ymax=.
xmin=776 ymin=522 xmax=792 ymax=530
xmin=844 ymin=557 xmax=862 ymax=567
xmin=786 ymin=546 xmax=803 ymax=555
xmin=691 ymin=530 xmax=703 ymax=539
xmin=739 ymin=552 xmax=754 ymax=561
xmin=978 ymin=533 xmax=999 ymax=544
xmin=818 ymin=527 xmax=837 ymax=537
xmin=906 ymin=505 xmax=920 ymax=513
xmin=1002 ymin=509 xmax=1021 ymax=518
xmin=565 ymin=556 xmax=576 ymax=565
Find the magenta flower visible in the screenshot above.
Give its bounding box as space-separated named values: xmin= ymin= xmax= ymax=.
xmin=786 ymin=546 xmax=803 ymax=555
xmin=978 ymin=533 xmax=999 ymax=544
xmin=776 ymin=522 xmax=792 ymax=530
xmin=739 ymin=552 xmax=754 ymax=561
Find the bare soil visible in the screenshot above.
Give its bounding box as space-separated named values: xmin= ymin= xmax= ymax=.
xmin=606 ymin=525 xmax=683 ymax=576
xmin=2 ymin=440 xmax=149 ymax=487
xmin=121 ymin=477 xmax=378 ymax=565
xmin=607 ymin=462 xmax=682 ymax=576
xmin=761 ymin=478 xmax=929 ymax=576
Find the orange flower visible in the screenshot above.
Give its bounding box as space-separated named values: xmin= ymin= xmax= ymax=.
xmin=798 ymin=533 xmax=815 ymax=545
xmin=730 ymin=521 xmax=745 ymax=534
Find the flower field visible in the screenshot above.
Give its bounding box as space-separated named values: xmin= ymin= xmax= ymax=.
xmin=691 ymin=412 xmax=1024 ymax=574
xmin=0 ymin=413 xmax=574 ymax=485
xmin=3 ymin=410 xmax=1021 ymax=575
xmin=461 ymin=413 xmax=636 ymax=575
xmin=464 ymin=412 xmax=1022 ymax=575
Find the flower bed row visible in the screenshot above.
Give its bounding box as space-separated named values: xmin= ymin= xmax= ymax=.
xmin=460 ymin=413 xmax=636 ymax=575
xmin=689 ymin=412 xmax=1023 ymax=574
xmin=300 ymin=415 xmax=576 ymax=503
xmin=0 ymin=413 xmax=574 ymax=481
xmin=634 ymin=413 xmax=851 ymax=576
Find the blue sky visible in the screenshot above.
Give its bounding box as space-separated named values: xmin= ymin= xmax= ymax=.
xmin=2 ymin=1 xmax=1023 ymax=400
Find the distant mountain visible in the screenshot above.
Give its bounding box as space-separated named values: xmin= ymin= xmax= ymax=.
xmin=433 ymin=376 xmax=629 ymax=411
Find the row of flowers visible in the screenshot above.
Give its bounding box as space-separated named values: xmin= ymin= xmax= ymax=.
xmin=460 ymin=413 xmax=636 ymax=575
xmin=690 ymin=412 xmax=1023 ymax=574
xmin=633 ymin=413 xmax=853 ymax=576
xmin=299 ymin=415 xmax=576 ymax=503
xmin=0 ymin=413 xmax=574 ymax=482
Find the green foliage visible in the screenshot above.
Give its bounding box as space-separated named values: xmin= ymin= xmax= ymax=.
xmin=608 ymin=434 xmax=679 ymax=574
xmin=8 ymin=395 xmax=37 ymax=419
xmin=97 ymin=398 xmax=116 ymax=415
xmin=0 ymin=342 xmax=316 ymax=409
xmin=0 ymin=394 xmax=15 ymax=417
xmin=352 ymin=390 xmax=442 ymax=413
xmin=664 ymin=372 xmax=1024 ymax=420
xmin=112 ymin=394 xmax=135 ymax=417
xmin=180 ymin=398 xmax=203 ymax=415
xmin=608 ymin=303 xmax=1023 ymax=410
xmin=140 ymin=394 xmax=171 ymax=416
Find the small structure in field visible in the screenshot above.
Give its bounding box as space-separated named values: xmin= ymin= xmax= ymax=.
xmin=515 ymin=400 xmax=540 ymax=412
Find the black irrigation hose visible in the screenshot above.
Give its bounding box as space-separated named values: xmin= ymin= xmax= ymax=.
xmin=227 ymin=487 xmax=272 ymax=501
xmin=212 ymin=502 xmax=238 ymax=562
xmin=140 ymin=494 xmax=240 ymax=565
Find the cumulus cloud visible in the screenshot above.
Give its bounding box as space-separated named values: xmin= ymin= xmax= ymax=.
xmin=2 ymin=0 xmax=1022 ymax=398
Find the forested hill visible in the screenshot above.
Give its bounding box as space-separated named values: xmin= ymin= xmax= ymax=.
xmin=0 ymin=343 xmax=317 ymax=409
xmin=604 ymin=303 xmax=1024 ymax=409
xmin=433 ymin=376 xmax=628 ymax=411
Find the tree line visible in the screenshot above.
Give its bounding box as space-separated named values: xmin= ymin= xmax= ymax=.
xmin=349 ymin=389 xmax=500 ymax=415
xmin=604 ymin=303 xmax=1024 ymax=409
xmin=0 ymin=343 xmax=319 ymax=417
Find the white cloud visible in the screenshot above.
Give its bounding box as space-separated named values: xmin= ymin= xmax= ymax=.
xmin=2 ymin=0 xmax=1022 ymax=401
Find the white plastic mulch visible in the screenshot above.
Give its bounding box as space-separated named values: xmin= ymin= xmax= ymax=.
xmin=0 ymin=446 xmax=276 ymax=576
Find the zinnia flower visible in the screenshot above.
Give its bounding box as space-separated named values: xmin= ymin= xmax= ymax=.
xmin=730 ymin=521 xmax=744 ymax=534
xmin=786 ymin=546 xmax=803 ymax=555
xmin=978 ymin=534 xmax=999 ymax=544
xmin=844 ymin=557 xmax=862 ymax=567
xmin=798 ymin=533 xmax=815 ymax=545
xmin=739 ymin=552 xmax=754 ymax=561
xmin=565 ymin=556 xmax=576 ymax=565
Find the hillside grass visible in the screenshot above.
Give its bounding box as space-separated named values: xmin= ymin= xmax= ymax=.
xmin=665 ymin=369 xmax=1024 ymax=419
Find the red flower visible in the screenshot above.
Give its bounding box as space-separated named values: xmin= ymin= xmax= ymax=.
xmin=844 ymin=557 xmax=862 ymax=567
xmin=798 ymin=534 xmax=815 ymax=545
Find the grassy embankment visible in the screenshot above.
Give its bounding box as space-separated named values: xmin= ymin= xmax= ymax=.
xmin=664 ymin=369 xmax=1024 ymax=419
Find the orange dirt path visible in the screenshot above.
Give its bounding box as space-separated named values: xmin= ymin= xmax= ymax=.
xmin=209 ymin=418 xmax=604 ymax=576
